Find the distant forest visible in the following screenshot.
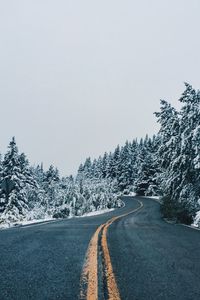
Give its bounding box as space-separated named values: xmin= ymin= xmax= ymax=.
xmin=0 ymin=83 xmax=199 ymax=227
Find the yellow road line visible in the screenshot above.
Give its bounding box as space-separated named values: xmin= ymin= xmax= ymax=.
xmin=80 ymin=199 xmax=143 ymax=300
xmin=80 ymin=224 xmax=104 ymax=300
xmin=101 ymin=218 xmax=121 ymax=300
xmin=102 ymin=200 xmax=143 ymax=300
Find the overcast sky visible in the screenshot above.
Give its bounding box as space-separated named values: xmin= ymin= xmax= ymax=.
xmin=0 ymin=0 xmax=200 ymax=175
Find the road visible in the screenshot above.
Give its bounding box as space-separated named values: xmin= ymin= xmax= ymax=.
xmin=0 ymin=197 xmax=200 ymax=300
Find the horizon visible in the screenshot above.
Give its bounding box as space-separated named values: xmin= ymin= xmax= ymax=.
xmin=0 ymin=1 xmax=200 ymax=175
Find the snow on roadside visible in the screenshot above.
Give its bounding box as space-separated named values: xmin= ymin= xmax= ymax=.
xmin=193 ymin=211 xmax=200 ymax=228
xmin=0 ymin=207 xmax=116 ymax=230
xmin=0 ymin=223 xmax=10 ymax=229
xmin=19 ymin=217 xmax=54 ymax=226
xmin=144 ymin=196 xmax=160 ymax=200
xmin=128 ymin=192 xmax=136 ymax=196
xmin=0 ymin=217 xmax=54 ymax=229
xmin=79 ymin=208 xmax=115 ymax=218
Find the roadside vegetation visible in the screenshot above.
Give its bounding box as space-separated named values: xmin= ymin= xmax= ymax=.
xmin=78 ymin=83 xmax=200 ymax=225
xmin=0 ymin=83 xmax=199 ymax=227
xmin=0 ymin=139 xmax=122 ymax=227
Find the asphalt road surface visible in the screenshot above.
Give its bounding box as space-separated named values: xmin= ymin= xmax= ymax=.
xmin=0 ymin=197 xmax=200 ymax=300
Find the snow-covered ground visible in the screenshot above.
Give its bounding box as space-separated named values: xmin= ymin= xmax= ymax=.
xmin=128 ymin=192 xmax=136 ymax=196
xmin=79 ymin=208 xmax=115 ymax=217
xmin=0 ymin=207 xmax=116 ymax=230
xmin=193 ymin=211 xmax=200 ymax=228
xmin=144 ymin=196 xmax=160 ymax=200
xmin=19 ymin=217 xmax=54 ymax=226
xmin=0 ymin=217 xmax=54 ymax=229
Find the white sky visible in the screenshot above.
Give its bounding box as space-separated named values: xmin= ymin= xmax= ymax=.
xmin=0 ymin=0 xmax=200 ymax=175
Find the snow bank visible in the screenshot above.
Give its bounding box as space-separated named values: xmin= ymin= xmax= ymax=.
xmin=193 ymin=211 xmax=200 ymax=228
xmin=79 ymin=208 xmax=115 ymax=218
xmin=0 ymin=207 xmax=116 ymax=230
xmin=19 ymin=217 xmax=54 ymax=226
xmin=144 ymin=196 xmax=160 ymax=200
xmin=128 ymin=192 xmax=136 ymax=196
xmin=0 ymin=217 xmax=54 ymax=229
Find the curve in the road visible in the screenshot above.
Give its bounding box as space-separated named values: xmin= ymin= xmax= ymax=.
xmin=80 ymin=199 xmax=143 ymax=300
xmin=1 ymin=197 xmax=199 ymax=300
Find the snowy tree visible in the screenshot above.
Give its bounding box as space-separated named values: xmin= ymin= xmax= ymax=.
xmin=1 ymin=137 xmax=29 ymax=221
xmin=156 ymin=83 xmax=200 ymax=223
xmin=117 ymin=141 xmax=134 ymax=192
xmin=134 ymin=136 xmax=160 ymax=196
xmin=101 ymin=152 xmax=109 ymax=178
xmin=108 ymin=145 xmax=121 ymax=180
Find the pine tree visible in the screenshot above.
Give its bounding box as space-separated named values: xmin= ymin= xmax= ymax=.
xmin=156 ymin=84 xmax=200 ymax=223
xmin=176 ymin=83 xmax=200 ymax=221
xmin=129 ymin=139 xmax=139 ymax=185
xmin=83 ymin=157 xmax=92 ymax=178
xmin=43 ymin=165 xmax=60 ymax=212
xmin=108 ymin=145 xmax=121 ymax=180
xmin=118 ymin=141 xmax=133 ymax=192
xmin=101 ymin=152 xmax=109 ymax=178
xmin=1 ymin=137 xmax=29 ymax=221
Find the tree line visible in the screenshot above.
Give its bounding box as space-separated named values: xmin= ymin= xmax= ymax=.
xmin=78 ymin=83 xmax=200 ymax=224
xmin=0 ymin=138 xmax=121 ymax=226
xmin=0 ymin=83 xmax=199 ymax=226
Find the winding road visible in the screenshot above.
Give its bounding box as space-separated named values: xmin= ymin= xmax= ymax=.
xmin=0 ymin=197 xmax=200 ymax=300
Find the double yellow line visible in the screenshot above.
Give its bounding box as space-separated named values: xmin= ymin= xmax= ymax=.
xmin=80 ymin=199 xmax=143 ymax=300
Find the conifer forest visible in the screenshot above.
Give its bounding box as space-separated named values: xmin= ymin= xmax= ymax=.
xmin=0 ymin=83 xmax=200 ymax=227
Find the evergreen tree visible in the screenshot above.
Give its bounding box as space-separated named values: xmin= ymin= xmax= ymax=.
xmin=156 ymin=84 xmax=200 ymax=223
xmin=83 ymin=157 xmax=92 ymax=178
xmin=1 ymin=137 xmax=29 ymax=221
xmin=101 ymin=152 xmax=109 ymax=178
xmin=108 ymin=145 xmax=121 ymax=180
xmin=118 ymin=141 xmax=133 ymax=192
xmin=43 ymin=165 xmax=60 ymax=211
